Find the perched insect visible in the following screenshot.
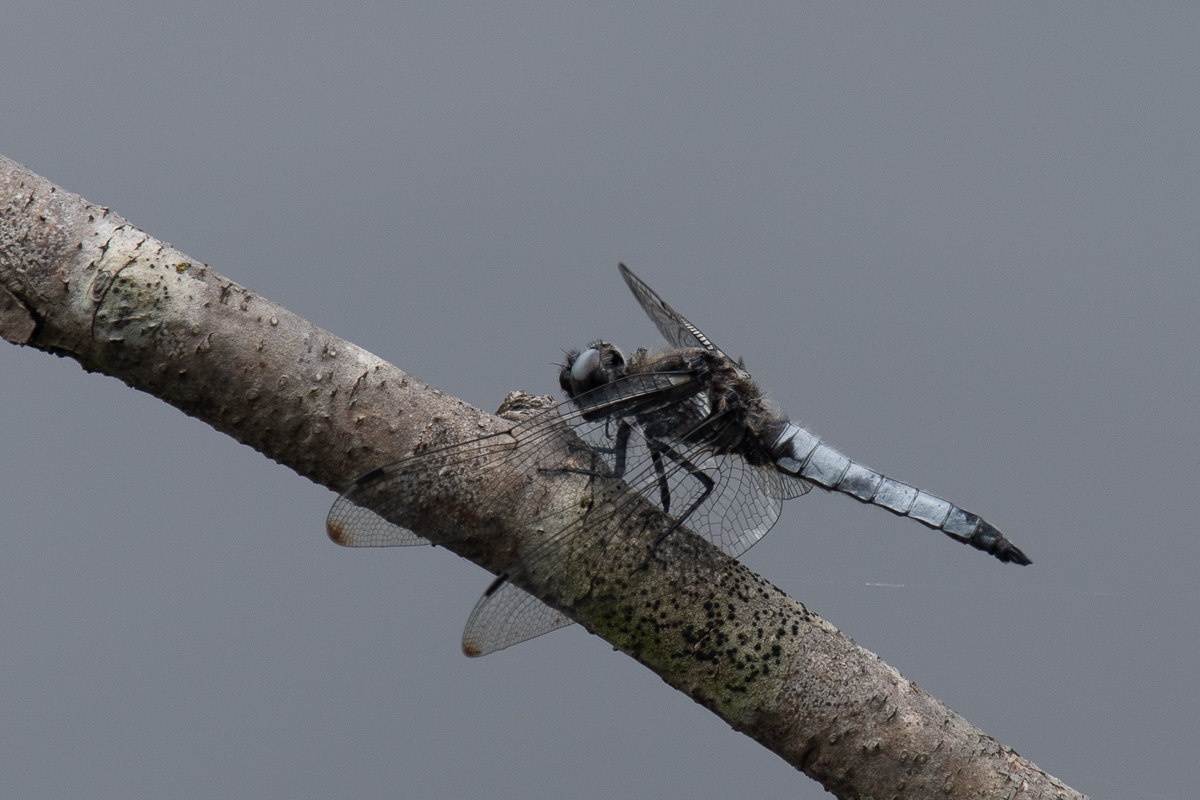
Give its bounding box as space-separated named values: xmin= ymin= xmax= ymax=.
xmin=328 ymin=264 xmax=1029 ymax=655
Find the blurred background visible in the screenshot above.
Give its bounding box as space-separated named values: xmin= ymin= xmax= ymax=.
xmin=2 ymin=4 xmax=1196 ymax=798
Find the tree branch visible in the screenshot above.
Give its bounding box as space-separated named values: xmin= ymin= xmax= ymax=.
xmin=0 ymin=154 xmax=1086 ymax=800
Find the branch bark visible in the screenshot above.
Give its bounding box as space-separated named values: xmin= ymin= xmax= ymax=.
xmin=0 ymin=154 xmax=1086 ymax=800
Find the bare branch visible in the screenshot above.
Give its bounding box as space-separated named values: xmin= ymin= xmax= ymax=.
xmin=0 ymin=154 xmax=1087 ymax=800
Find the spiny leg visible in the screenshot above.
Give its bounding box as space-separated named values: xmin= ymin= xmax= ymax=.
xmin=538 ymin=420 xmax=633 ymax=482
xmin=641 ymin=438 xmax=716 ymax=552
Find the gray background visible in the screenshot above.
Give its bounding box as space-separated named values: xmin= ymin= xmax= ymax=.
xmin=2 ymin=4 xmax=1195 ymax=798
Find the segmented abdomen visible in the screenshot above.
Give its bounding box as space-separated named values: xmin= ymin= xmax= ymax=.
xmin=772 ymin=422 xmax=1029 ymax=564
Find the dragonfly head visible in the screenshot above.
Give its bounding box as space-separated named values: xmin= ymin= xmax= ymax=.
xmin=560 ymin=341 xmax=626 ymax=401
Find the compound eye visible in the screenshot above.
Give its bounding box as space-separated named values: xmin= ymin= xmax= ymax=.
xmin=570 ymin=347 xmax=603 ymax=390
xmin=566 ymin=347 xmax=609 ymax=398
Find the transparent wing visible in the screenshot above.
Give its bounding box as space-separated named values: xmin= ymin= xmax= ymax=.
xmin=326 ymin=432 xmax=518 ymax=549
xmin=461 ymin=580 xmax=574 ymax=657
xmin=770 ymin=468 xmax=815 ymax=501
xmin=325 ymin=369 xmax=703 ymax=550
xmin=619 ymin=263 xmax=724 ymax=355
xmin=325 ymin=370 xmax=707 ymax=653
xmin=459 ymin=406 xmax=810 ymax=655
xmin=328 ymin=367 xmax=810 ymax=656
xmin=604 ymin=433 xmax=790 ymax=557
xmin=326 ymin=506 xmax=432 ymax=547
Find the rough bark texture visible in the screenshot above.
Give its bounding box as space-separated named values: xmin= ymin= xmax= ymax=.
xmin=0 ymin=154 xmax=1087 ymax=800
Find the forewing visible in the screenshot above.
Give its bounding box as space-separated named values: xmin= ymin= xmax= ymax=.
xmin=326 ymin=367 xmax=806 ymax=656
xmin=618 ymin=263 xmax=723 ymax=354
xmin=325 ymin=370 xmax=712 ymax=648
xmin=325 ymin=366 xmax=699 ymax=548
xmin=325 ymin=430 xmax=522 ymax=549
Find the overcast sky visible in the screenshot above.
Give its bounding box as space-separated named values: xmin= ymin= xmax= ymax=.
xmin=2 ymin=4 xmax=1197 ymax=798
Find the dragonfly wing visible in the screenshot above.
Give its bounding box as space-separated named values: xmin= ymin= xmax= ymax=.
xmin=324 ymin=370 xmax=714 ymax=648
xmin=618 ymin=263 xmax=724 ymax=355
xmin=327 ymin=495 xmax=432 ymax=547
xmin=457 ymin=412 xmax=805 ymax=654
xmin=324 ymin=430 xmax=521 ymax=550
xmin=460 ymin=579 xmax=574 ymax=657
xmin=765 ymin=464 xmax=814 ymax=501
xmin=326 ymin=369 xmax=705 ymax=554
xmin=640 ymin=445 xmax=789 ymax=558
xmin=498 ymin=407 xmax=795 ymax=598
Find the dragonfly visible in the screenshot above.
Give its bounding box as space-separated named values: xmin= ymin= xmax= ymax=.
xmin=327 ymin=264 xmax=1030 ymax=656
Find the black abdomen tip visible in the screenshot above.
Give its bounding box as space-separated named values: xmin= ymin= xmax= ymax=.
xmin=973 ymin=521 xmax=1032 ymax=565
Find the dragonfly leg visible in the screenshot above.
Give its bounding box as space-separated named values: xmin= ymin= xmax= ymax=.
xmin=538 ymin=422 xmax=633 ymax=481
xmin=625 ymin=442 xmax=717 ymax=577
xmin=643 ymin=439 xmax=715 ymax=551
xmin=649 ymin=446 xmax=671 ymax=512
